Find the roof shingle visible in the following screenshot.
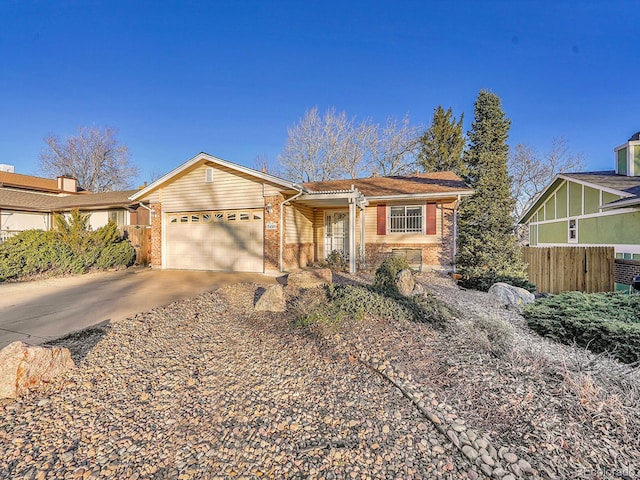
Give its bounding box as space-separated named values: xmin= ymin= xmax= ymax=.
xmin=303 ymin=172 xmax=471 ymax=197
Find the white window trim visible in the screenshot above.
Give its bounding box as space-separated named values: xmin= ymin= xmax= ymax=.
xmin=568 ymin=218 xmax=578 ymax=243
xmin=205 ymin=167 xmax=214 ymax=183
xmin=387 ymin=204 xmax=425 ymax=234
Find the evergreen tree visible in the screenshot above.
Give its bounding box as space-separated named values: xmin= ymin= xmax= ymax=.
xmin=456 ymin=91 xmax=525 ymax=286
xmin=417 ymin=106 xmax=466 ymax=177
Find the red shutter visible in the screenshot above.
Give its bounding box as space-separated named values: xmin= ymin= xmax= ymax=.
xmin=426 ymin=203 xmax=437 ymax=235
xmin=377 ymin=204 xmax=386 ymax=235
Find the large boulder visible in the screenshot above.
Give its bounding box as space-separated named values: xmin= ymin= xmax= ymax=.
xmin=488 ymin=282 xmax=535 ymax=311
xmin=287 ymin=269 xmax=332 ymax=288
xmin=395 ymin=269 xmax=415 ymax=297
xmin=0 ymin=341 xmax=75 ymax=400
xmin=254 ymin=284 xmax=286 ymax=312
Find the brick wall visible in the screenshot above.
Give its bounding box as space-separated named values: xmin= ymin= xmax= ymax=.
xmin=284 ymin=243 xmax=314 ymax=269
xmin=615 ymin=259 xmax=640 ymax=286
xmin=150 ymin=203 xmax=162 ymax=268
xmin=360 ymin=201 xmax=457 ymax=271
xmin=263 ymin=194 xmax=283 ymax=272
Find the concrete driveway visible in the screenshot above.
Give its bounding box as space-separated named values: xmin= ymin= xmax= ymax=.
xmin=0 ymin=268 xmax=277 ymax=350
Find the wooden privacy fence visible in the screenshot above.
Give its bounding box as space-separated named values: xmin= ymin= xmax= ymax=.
xmin=119 ymin=225 xmax=151 ymax=266
xmin=522 ymin=246 xmax=614 ymax=294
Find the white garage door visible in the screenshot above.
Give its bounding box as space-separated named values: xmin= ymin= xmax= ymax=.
xmin=166 ymin=209 xmax=264 ymax=272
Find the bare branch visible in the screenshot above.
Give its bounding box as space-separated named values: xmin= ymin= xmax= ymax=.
xmin=39 ymin=126 xmax=138 ymax=192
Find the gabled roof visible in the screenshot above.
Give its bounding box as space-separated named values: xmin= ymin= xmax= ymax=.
xmin=519 ymin=170 xmax=640 ymax=224
xmin=130 ymin=152 xmax=305 ymax=201
xmin=0 ymin=189 xmax=136 ymax=212
xmin=303 ymin=172 xmax=472 ymax=198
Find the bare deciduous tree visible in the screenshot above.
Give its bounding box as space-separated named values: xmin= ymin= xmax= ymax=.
xmin=40 ymin=126 xmax=138 ymax=192
xmin=368 ymin=114 xmax=421 ymax=176
xmin=278 ymin=107 xmax=420 ymax=182
xmin=509 ymin=137 xmax=585 ymax=221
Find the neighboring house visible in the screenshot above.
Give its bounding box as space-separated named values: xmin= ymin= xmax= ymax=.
xmin=130 ymin=152 xmax=473 ymax=274
xmin=519 ymin=132 xmax=640 ymax=289
xmin=0 ymin=165 xmax=148 ymax=241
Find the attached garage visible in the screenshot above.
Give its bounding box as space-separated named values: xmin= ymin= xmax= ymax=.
xmin=165 ymin=209 xmax=264 ymax=272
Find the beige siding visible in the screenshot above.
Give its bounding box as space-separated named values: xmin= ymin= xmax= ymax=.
xmin=286 ymin=203 xmax=314 ymax=243
xmin=151 ymin=164 xmax=267 ymax=212
xmin=314 ymin=202 xmax=442 ymax=259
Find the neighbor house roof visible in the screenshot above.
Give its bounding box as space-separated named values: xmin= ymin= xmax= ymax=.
xmin=0 ymin=189 xmax=137 ymax=213
xmin=519 ymin=170 xmax=640 ymax=223
xmin=0 ymin=171 xmax=59 ymax=193
xmin=0 ymin=170 xmax=83 ymax=194
xmin=303 ymin=172 xmax=472 ymax=199
xmin=562 ymin=171 xmax=640 ymax=197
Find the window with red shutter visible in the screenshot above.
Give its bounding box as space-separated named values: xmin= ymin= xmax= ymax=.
xmin=377 ymin=204 xmax=386 ymax=235
xmin=426 ymin=203 xmax=437 ymax=235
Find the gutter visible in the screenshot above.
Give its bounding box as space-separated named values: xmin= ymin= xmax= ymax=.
xmin=279 ymin=185 xmax=306 ymax=272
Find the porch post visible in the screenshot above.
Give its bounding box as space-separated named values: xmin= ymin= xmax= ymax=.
xmin=349 ymin=199 xmax=357 ymax=274
xmin=359 ymin=205 xmax=365 ymax=267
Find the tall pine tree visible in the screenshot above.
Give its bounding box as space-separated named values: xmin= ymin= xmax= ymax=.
xmin=417 ymin=106 xmax=466 ymax=177
xmin=456 ymin=91 xmax=525 ymax=286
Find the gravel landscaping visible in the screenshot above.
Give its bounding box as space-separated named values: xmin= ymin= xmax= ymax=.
xmin=1 ymin=272 xmax=640 ymax=479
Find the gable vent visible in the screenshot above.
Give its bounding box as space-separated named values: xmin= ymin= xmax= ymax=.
xmin=205 ymin=167 xmax=214 ymax=183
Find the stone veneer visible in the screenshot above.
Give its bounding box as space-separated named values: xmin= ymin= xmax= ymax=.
xmin=283 ymin=243 xmax=314 ymax=270
xmin=150 ymin=203 xmax=162 ymax=268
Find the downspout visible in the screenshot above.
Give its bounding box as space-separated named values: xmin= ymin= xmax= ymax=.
xmin=453 ymin=195 xmax=461 ymax=272
xmin=279 ymin=187 xmax=305 ymax=273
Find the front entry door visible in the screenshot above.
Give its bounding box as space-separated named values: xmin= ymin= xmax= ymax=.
xmin=325 ymin=211 xmax=349 ymax=257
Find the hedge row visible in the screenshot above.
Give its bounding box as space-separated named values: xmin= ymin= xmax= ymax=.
xmin=0 ymin=216 xmax=135 ymax=282
xmin=524 ymin=292 xmax=640 ymax=364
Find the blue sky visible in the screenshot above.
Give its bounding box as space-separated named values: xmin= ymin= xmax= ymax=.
xmin=1 ymin=1 xmax=639 ymax=186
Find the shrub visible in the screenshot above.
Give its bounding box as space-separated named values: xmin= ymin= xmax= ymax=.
xmin=524 ymin=292 xmax=640 ymax=364
xmin=96 ymin=241 xmax=136 ymax=269
xmin=374 ymin=255 xmax=410 ymax=295
xmin=296 ymin=283 xmax=454 ymax=328
xmin=469 ymin=315 xmax=515 ymax=357
xmin=459 ymin=269 xmax=535 ymax=293
xmin=0 ymin=218 xmax=135 ymax=282
xmin=0 ymin=230 xmax=59 ymax=281
xmin=326 ymin=249 xmax=348 ymax=271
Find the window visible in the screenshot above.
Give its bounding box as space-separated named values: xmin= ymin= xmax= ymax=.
xmin=108 ymin=209 xmax=125 ymax=226
xmin=568 ymin=218 xmax=578 ymax=243
xmin=240 ymin=212 xmax=250 ymax=221
xmin=191 ymin=214 xmax=200 ymax=223
xmin=179 ymin=215 xmax=189 ymax=223
xmin=252 ymin=211 xmax=262 ymax=221
xmin=214 ymin=213 xmax=224 ymax=222
xmin=202 ymin=213 xmax=212 ymax=223
xmin=389 ymin=206 xmax=423 ymax=233
xmin=226 ymin=212 xmax=236 ymax=221
xmin=205 ymin=167 xmax=214 ymax=183
xmin=169 ymin=215 xmax=178 ymax=223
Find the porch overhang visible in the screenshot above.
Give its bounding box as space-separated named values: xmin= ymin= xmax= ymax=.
xmin=293 ymin=187 xmax=369 ymax=209
xmin=288 ymin=187 xmax=368 ymax=274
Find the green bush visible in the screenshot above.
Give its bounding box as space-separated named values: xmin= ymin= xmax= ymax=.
xmin=96 ymin=241 xmax=136 ymax=269
xmin=459 ymin=269 xmax=535 ymax=293
xmin=0 ymin=230 xmax=59 ymax=281
xmin=524 ymin=292 xmax=640 ymax=364
xmin=374 ymin=255 xmax=411 ymax=295
xmin=326 ymin=249 xmax=348 ymax=271
xmin=0 ymin=216 xmax=135 ymax=282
